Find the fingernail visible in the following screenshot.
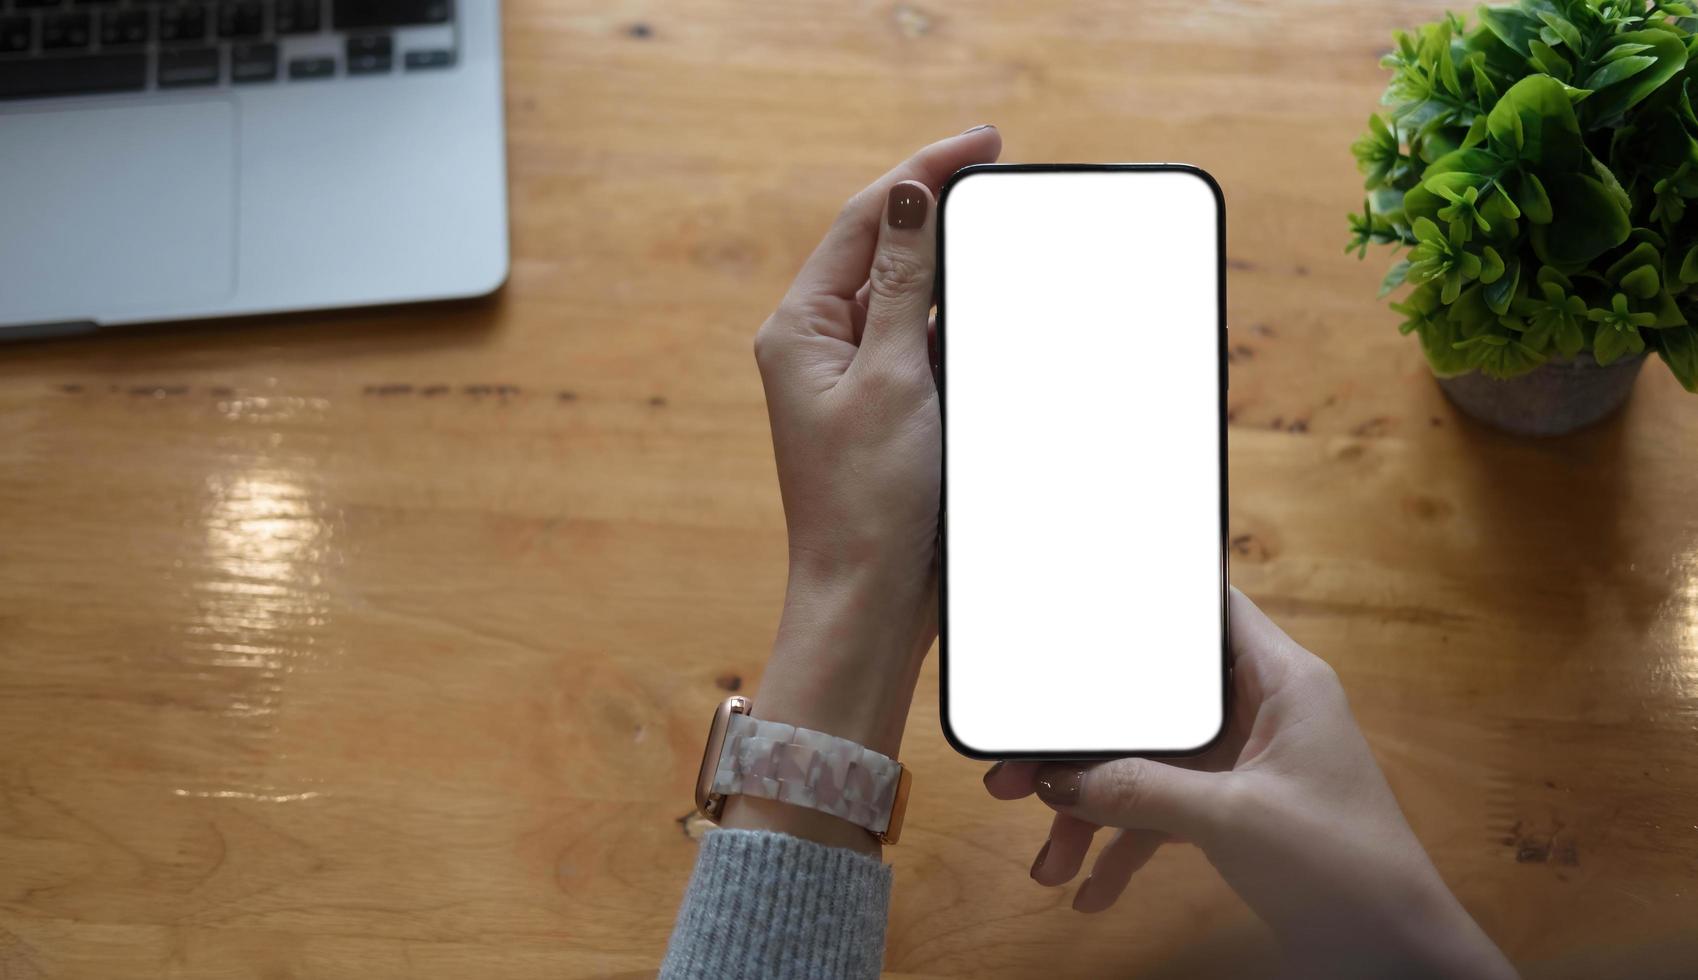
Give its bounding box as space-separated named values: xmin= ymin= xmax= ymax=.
xmin=1072 ymin=876 xmax=1095 ymax=912
xmin=886 ymin=182 xmax=928 ymax=230
xmin=982 ymin=762 xmax=1005 ymax=786
xmin=960 ymin=123 xmax=996 ymax=135
xmin=1029 ymin=840 xmax=1050 ymax=880
xmin=1035 ymin=767 xmax=1085 ymax=807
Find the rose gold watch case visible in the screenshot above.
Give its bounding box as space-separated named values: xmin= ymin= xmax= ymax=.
xmin=875 ymin=766 xmax=912 ymax=845
xmin=695 ymin=695 xmax=751 ymax=820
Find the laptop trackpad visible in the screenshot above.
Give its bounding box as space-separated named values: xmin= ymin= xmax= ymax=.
xmin=0 ymin=98 xmax=236 ymax=326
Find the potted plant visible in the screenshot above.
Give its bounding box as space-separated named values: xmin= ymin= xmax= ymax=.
xmin=1348 ymin=0 xmax=1698 ymax=435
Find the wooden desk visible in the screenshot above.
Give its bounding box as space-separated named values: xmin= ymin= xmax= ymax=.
xmin=3 ymin=1 xmax=1695 ymax=976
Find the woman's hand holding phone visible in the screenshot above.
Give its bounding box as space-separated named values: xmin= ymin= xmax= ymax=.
xmin=986 ymin=589 xmax=1517 ymax=978
xmin=718 ymin=127 xmax=1003 ymax=855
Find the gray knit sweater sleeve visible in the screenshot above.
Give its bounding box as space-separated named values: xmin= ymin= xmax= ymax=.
xmin=661 ymin=829 xmax=893 ymax=979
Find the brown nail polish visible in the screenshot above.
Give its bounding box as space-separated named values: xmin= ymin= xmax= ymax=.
xmin=886 ymin=183 xmax=928 ymax=230
xmin=1035 ymin=767 xmax=1085 ymax=807
xmin=960 ymin=123 xmax=996 ymax=135
xmin=1030 ymin=840 xmax=1050 ymax=880
xmin=982 ymin=762 xmax=1005 ymax=785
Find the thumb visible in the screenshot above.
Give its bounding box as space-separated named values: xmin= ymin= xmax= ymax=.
xmin=854 ymin=179 xmax=936 ymax=378
xmin=1035 ymin=759 xmax=1230 ymax=841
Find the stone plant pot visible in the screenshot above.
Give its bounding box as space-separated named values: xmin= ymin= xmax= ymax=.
xmin=1435 ymin=352 xmax=1649 ymax=437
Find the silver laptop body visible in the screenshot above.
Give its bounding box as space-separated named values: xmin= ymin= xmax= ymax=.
xmin=0 ymin=0 xmax=507 ymax=338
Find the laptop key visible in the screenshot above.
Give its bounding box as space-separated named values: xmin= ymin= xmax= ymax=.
xmin=404 ymin=49 xmax=453 ymax=70
xmin=345 ymin=34 xmax=391 ymax=74
xmin=41 ymin=12 xmax=92 ymax=50
xmin=0 ymin=52 xmax=146 ymax=100
xmin=288 ymin=55 xmax=334 ymax=79
xmin=274 ymin=0 xmax=320 ymax=34
xmin=99 ymin=9 xmax=151 ymax=47
xmin=332 ymin=0 xmax=450 ymax=31
xmin=158 ymin=5 xmax=208 ymax=43
xmin=158 ymin=46 xmax=219 ymax=87
xmin=0 ymin=16 xmax=31 ymax=54
xmin=217 ymin=1 xmax=262 ymax=38
xmin=231 ymin=41 xmax=276 ymax=82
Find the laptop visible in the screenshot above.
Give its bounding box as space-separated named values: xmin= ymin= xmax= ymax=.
xmin=0 ymin=0 xmax=508 ymax=339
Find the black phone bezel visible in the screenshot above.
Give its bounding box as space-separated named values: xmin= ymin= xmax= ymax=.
xmin=935 ymin=162 xmax=1232 ymax=762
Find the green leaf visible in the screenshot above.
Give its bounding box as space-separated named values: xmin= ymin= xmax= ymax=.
xmin=1600 ymin=42 xmax=1654 ymax=63
xmin=1629 ymin=226 xmax=1668 ymax=251
xmin=1448 ymin=281 xmax=1495 ymax=332
xmin=1487 ymin=75 xmax=1583 ymax=170
xmin=1519 ymin=316 xmax=1555 ymax=351
xmin=1402 ymin=149 xmax=1506 ymax=233
xmin=1657 ymin=324 xmax=1698 ymax=391
xmin=1681 ymin=245 xmax=1698 ymax=283
xmin=1472 ymin=58 xmax=1499 ymax=104
xmin=1484 ymin=256 xmax=1519 ymax=314
xmin=1462 ymin=114 xmax=1489 ymax=149
xmin=1606 ymin=241 xmax=1661 ymax=282
xmin=1439 ymin=46 xmax=1464 ymax=97
xmin=1555 ymin=317 xmax=1585 ymax=356
xmin=1620 ymin=264 xmax=1661 ymax=297
xmin=1652 ymin=290 xmax=1687 ymax=327
xmin=1593 ymin=322 xmax=1644 ymax=365
xmin=1517 ymin=171 xmax=1554 ymax=222
xmin=1581 ymin=55 xmax=1658 ymax=92
xmin=1584 ymin=30 xmax=1689 ymax=122
xmin=1424 ymin=171 xmax=1489 ymax=197
xmin=1419 ymin=298 xmax=1472 ymax=375
xmin=1478 ymin=245 xmax=1506 ymax=284
xmin=1477 ymin=5 xmax=1538 ymax=57
xmin=1535 ymin=11 xmax=1583 ymax=52
xmin=1536 ymin=265 xmax=1572 ymax=292
xmin=1529 ymin=39 xmax=1572 ymax=80
xmin=1589 ymin=157 xmax=1631 ymax=215
xmin=1379 ymin=259 xmax=1412 ymax=297
xmin=1454 ymin=327 xmax=1546 ymax=378
xmin=1532 ymin=174 xmax=1632 ymax=265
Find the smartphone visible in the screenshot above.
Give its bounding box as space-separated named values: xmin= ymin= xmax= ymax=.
xmin=938 ymin=164 xmax=1228 ymax=759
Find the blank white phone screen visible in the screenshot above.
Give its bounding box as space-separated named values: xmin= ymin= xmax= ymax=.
xmin=942 ymin=167 xmax=1224 ymax=755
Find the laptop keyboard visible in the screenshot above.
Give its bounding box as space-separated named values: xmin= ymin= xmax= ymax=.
xmin=0 ymin=0 xmax=456 ymax=101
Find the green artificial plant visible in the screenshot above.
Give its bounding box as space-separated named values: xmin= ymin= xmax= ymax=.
xmin=1347 ymin=0 xmax=1698 ymax=390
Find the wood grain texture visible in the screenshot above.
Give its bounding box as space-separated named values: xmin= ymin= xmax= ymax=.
xmin=3 ymin=1 xmax=1697 ymax=977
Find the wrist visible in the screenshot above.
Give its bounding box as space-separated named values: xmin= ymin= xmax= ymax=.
xmin=715 ymin=559 xmax=934 ymax=857
xmin=757 ymin=557 xmax=935 ymax=756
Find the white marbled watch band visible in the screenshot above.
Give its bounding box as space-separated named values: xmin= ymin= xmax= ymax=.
xmin=710 ymin=713 xmax=903 ymax=835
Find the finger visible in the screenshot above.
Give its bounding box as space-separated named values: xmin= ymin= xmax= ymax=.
xmin=1030 ymin=811 xmax=1098 ymax=887
xmin=787 ymin=126 xmax=1002 ymax=303
xmin=1228 ymin=586 xmax=1338 ymax=705
xmin=982 ymin=761 xmax=1039 ymax=800
xmin=854 ymin=180 xmax=936 ymax=373
xmin=1034 ymin=759 xmax=1229 ymax=840
xmin=1228 ymin=586 xmax=1306 ymax=666
xmin=1072 ymin=829 xmax=1166 ymax=913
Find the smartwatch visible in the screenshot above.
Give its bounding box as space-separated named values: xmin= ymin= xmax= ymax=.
xmin=694 ymin=696 xmax=912 ymax=845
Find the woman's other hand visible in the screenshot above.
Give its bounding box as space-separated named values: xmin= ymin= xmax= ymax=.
xmin=985 ymin=589 xmax=1516 ymax=978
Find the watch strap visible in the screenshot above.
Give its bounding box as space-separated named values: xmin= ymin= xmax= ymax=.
xmin=710 ymin=713 xmax=904 ymax=835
